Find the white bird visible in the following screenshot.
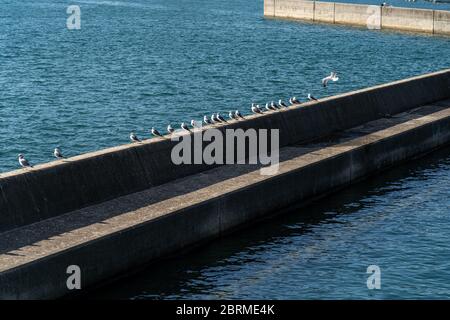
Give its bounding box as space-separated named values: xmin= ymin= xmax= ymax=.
xmin=167 ymin=124 xmax=175 ymax=134
xmin=292 ymin=97 xmax=300 ymax=104
xmin=252 ymin=104 xmax=263 ymax=114
xmin=181 ymin=122 xmax=191 ymax=132
xmin=308 ymin=94 xmax=318 ymax=101
xmin=204 ymin=115 xmax=212 ymax=125
xmin=229 ymin=111 xmax=236 ymax=120
xmin=265 ymin=103 xmax=272 ymax=111
xmin=191 ymin=119 xmax=198 ymax=128
xmin=279 ymin=99 xmax=288 ymax=108
xmin=18 ymin=154 xmax=32 ymax=168
xmin=151 ymin=127 xmax=163 ymax=137
xmin=130 ymin=132 xmax=140 ymax=142
xmin=217 ymin=113 xmax=227 ymax=122
xmin=235 ymin=110 xmax=244 ymax=119
xmin=322 ymin=72 xmax=339 ymax=87
xmin=54 ymin=147 xmax=64 ymax=159
xmin=271 ymin=101 xmax=280 ymax=110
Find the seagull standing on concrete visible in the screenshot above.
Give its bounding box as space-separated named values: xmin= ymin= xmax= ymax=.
xmin=252 ymin=104 xmax=263 ymax=114
xmin=322 ymin=72 xmax=339 ymax=87
xmin=167 ymin=124 xmax=175 ymax=134
xmin=18 ymin=154 xmax=32 ymax=168
xmin=151 ymin=127 xmax=163 ymax=137
xmin=130 ymin=132 xmax=141 ymax=142
xmin=217 ymin=113 xmax=227 ymax=122
xmin=279 ymin=99 xmax=288 ymax=108
xmin=235 ymin=110 xmax=244 ymax=119
xmin=271 ymin=101 xmax=280 ymax=110
xmin=181 ymin=122 xmax=191 ymax=132
xmin=265 ymin=103 xmax=272 ymax=111
xmin=54 ymin=147 xmax=64 ymax=159
xmin=191 ymin=119 xmax=198 ymax=128
xmin=229 ymin=111 xmax=237 ymax=120
xmin=308 ymin=94 xmax=319 ymax=101
xmin=204 ymin=115 xmax=212 ymax=125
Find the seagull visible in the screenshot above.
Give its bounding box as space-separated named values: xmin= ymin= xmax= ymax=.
xmin=252 ymin=104 xmax=263 ymax=114
xmin=229 ymin=111 xmax=237 ymax=120
xmin=271 ymin=101 xmax=280 ymax=110
xmin=191 ymin=120 xmax=198 ymax=128
xmin=151 ymin=127 xmax=163 ymax=137
xmin=322 ymin=72 xmax=339 ymax=87
xmin=308 ymin=94 xmax=318 ymax=101
xmin=204 ymin=115 xmax=212 ymax=125
xmin=217 ymin=113 xmax=227 ymax=122
xmin=54 ymin=147 xmax=64 ymax=159
xmin=292 ymin=97 xmax=301 ymax=104
xmin=265 ymin=103 xmax=272 ymax=111
xmin=18 ymin=154 xmax=32 ymax=168
xmin=181 ymin=122 xmax=191 ymax=132
xmin=130 ymin=132 xmax=140 ymax=142
xmin=279 ymin=99 xmax=288 ymax=108
xmin=167 ymin=124 xmax=175 ymax=134
xmin=235 ymin=110 xmax=244 ymax=119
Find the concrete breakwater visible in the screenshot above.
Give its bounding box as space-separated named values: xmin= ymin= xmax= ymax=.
xmin=264 ymin=0 xmax=450 ymax=35
xmin=0 ymin=69 xmax=450 ymax=299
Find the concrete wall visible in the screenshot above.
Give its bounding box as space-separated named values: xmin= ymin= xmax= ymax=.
xmin=334 ymin=3 xmax=375 ymax=27
xmin=434 ymin=10 xmax=450 ymax=35
xmin=274 ymin=0 xmax=314 ymax=20
xmin=266 ymin=0 xmax=450 ymax=35
xmin=1 ymin=70 xmax=450 ymax=232
xmin=314 ymin=1 xmax=335 ymax=23
xmin=264 ymin=0 xmax=275 ymax=17
xmin=382 ymin=7 xmax=434 ymax=33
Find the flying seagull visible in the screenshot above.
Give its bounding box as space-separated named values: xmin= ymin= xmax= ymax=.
xmin=130 ymin=132 xmax=140 ymax=142
xmin=54 ymin=147 xmax=64 ymax=159
xmin=181 ymin=122 xmax=191 ymax=132
xmin=322 ymin=72 xmax=339 ymax=87
xmin=151 ymin=127 xmax=163 ymax=137
xmin=18 ymin=154 xmax=32 ymax=168
xmin=252 ymin=104 xmax=263 ymax=114
xmin=235 ymin=110 xmax=244 ymax=119
xmin=308 ymin=94 xmax=318 ymax=101
xmin=167 ymin=124 xmax=175 ymax=134
xmin=204 ymin=115 xmax=212 ymax=125
xmin=279 ymin=99 xmax=288 ymax=108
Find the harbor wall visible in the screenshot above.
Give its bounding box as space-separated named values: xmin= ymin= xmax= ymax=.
xmin=265 ymin=0 xmax=450 ymax=35
xmin=1 ymin=69 xmax=450 ymax=232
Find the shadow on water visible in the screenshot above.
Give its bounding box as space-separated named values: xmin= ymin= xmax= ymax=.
xmin=83 ymin=145 xmax=450 ymax=300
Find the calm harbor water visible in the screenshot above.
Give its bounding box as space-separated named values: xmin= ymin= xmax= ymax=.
xmin=1 ymin=0 xmax=450 ymax=299
xmin=1 ymin=0 xmax=450 ymax=173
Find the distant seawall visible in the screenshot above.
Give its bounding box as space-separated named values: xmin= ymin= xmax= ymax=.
xmin=1 ymin=69 xmax=450 ymax=299
xmin=264 ymin=0 xmax=450 ymax=35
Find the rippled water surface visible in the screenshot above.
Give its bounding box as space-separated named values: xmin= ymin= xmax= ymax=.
xmin=1 ymin=0 xmax=450 ymax=299
xmin=0 ymin=0 xmax=449 ymax=172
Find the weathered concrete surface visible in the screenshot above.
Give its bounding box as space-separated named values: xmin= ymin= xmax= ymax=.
xmin=334 ymin=3 xmax=373 ymax=27
xmin=264 ymin=0 xmax=275 ymax=17
xmin=434 ymin=10 xmax=450 ymax=35
xmin=382 ymin=7 xmax=434 ymax=33
xmin=1 ymin=101 xmax=450 ymax=299
xmin=314 ymin=1 xmax=335 ymax=23
xmin=1 ymin=69 xmax=450 ymax=232
xmin=266 ymin=0 xmax=450 ymax=35
xmin=274 ymin=0 xmax=315 ymax=20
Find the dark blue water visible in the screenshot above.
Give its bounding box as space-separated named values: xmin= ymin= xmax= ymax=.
xmin=89 ymin=147 xmax=450 ymax=299
xmin=2 ymin=0 xmax=450 ymax=299
xmin=0 ymin=0 xmax=449 ymax=173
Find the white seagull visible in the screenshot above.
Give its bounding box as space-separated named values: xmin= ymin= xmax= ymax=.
xmin=167 ymin=124 xmax=175 ymax=134
xmin=235 ymin=110 xmax=244 ymax=119
xmin=308 ymin=94 xmax=318 ymax=101
xmin=204 ymin=115 xmax=212 ymax=125
xmin=181 ymin=122 xmax=191 ymax=132
xmin=265 ymin=103 xmax=272 ymax=111
xmin=279 ymin=99 xmax=288 ymax=108
xmin=217 ymin=113 xmax=227 ymax=122
xmin=54 ymin=148 xmax=64 ymax=159
xmin=229 ymin=111 xmax=236 ymax=120
xmin=191 ymin=119 xmax=198 ymax=128
xmin=151 ymin=127 xmax=163 ymax=137
xmin=18 ymin=154 xmax=32 ymax=168
xmin=322 ymin=72 xmax=339 ymax=87
xmin=252 ymin=104 xmax=263 ymax=114
xmin=130 ymin=132 xmax=140 ymax=142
